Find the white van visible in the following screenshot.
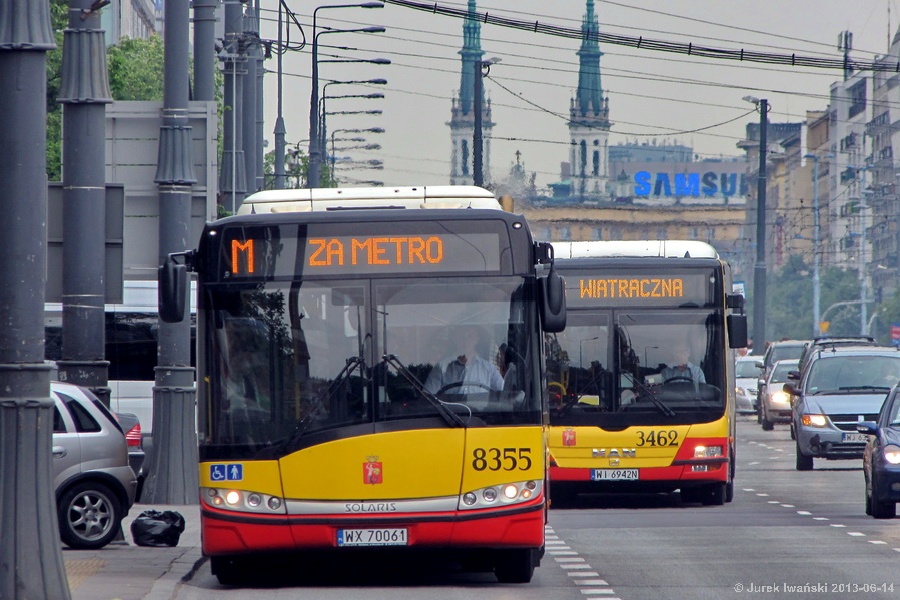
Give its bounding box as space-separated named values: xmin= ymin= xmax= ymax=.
xmin=44 ymin=280 xmax=196 ymax=444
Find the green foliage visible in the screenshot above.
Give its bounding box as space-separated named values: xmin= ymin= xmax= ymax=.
xmin=761 ymin=254 xmax=866 ymax=342
xmin=107 ymin=35 xmax=165 ymax=101
xmin=875 ymin=288 xmax=900 ymax=346
xmin=45 ymin=0 xmax=67 ymax=180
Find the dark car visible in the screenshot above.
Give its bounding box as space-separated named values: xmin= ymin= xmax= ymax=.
xmin=858 ymin=383 xmax=900 ymax=519
xmin=53 ymin=381 xmax=138 ymax=549
xmin=786 ymin=345 xmax=900 ymax=471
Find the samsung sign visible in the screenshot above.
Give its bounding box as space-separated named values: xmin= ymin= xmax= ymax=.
xmin=634 ymin=171 xmax=749 ymax=198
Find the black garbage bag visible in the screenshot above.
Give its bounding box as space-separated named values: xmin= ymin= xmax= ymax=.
xmin=130 ymin=510 xmax=186 ymax=547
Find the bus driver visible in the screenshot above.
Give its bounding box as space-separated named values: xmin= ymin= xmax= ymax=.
xmin=425 ymin=325 xmax=504 ymax=394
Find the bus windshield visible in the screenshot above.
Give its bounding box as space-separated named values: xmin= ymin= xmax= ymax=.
xmin=547 ymin=309 xmax=725 ymax=427
xmin=205 ymin=276 xmax=539 ymax=456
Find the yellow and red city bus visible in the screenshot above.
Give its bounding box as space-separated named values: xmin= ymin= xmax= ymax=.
xmin=158 ymin=186 xmax=566 ymax=584
xmin=545 ymin=240 xmax=747 ymax=505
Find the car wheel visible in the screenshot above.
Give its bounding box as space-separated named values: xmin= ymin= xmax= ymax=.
xmin=864 ymin=472 xmax=873 ymax=516
xmin=494 ymin=548 xmax=536 ymax=583
xmin=795 ymin=440 xmax=813 ymax=471
xmin=58 ymin=481 xmax=122 ymax=550
xmin=789 ymin=423 xmax=795 ymax=440
xmin=871 ymin=477 xmax=897 ymax=519
xmin=761 ymin=413 xmax=774 ymax=431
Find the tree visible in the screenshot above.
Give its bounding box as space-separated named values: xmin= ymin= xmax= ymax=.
xmin=107 ymin=35 xmax=165 ymax=101
xmin=46 ymin=24 xmax=166 ymax=180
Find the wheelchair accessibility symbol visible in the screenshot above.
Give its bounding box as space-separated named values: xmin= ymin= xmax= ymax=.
xmin=210 ymin=464 xmax=243 ymax=481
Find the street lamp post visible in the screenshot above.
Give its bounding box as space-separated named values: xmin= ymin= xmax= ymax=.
xmin=744 ymin=96 xmax=769 ymax=352
xmin=309 ymin=9 xmax=385 ymax=188
xmin=803 ymin=153 xmax=832 ymax=337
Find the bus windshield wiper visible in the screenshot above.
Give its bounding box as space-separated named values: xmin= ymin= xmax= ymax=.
xmin=267 ymin=356 xmax=365 ymax=456
xmin=382 ymin=354 xmax=467 ymax=427
xmin=630 ymin=376 xmax=676 ymax=417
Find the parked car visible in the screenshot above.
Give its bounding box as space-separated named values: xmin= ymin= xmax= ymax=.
xmin=735 ymin=354 xmax=761 ymax=414
xmin=52 ymin=381 xmax=138 ymax=549
xmin=113 ymin=411 xmax=145 ymax=501
xmin=858 ymin=383 xmax=900 ymax=519
xmin=785 ymin=345 xmax=900 ymax=471
xmin=759 ymin=359 xmax=798 ymax=431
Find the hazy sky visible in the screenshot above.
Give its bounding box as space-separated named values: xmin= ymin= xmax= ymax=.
xmin=256 ymin=0 xmax=897 ymax=190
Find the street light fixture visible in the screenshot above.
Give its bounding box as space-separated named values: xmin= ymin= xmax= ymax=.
xmin=319 ymin=79 xmax=387 ymax=171
xmin=330 ymin=127 xmax=385 ymax=181
xmin=309 ymin=5 xmax=385 ymax=188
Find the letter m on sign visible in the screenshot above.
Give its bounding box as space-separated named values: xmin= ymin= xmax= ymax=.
xmin=231 ymin=239 xmax=254 ymax=275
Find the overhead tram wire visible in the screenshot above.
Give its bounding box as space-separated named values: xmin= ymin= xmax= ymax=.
xmin=382 ymin=0 xmax=900 ymax=73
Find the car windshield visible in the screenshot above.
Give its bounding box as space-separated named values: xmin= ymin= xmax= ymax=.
xmin=770 ymin=361 xmax=797 ymax=383
xmin=805 ymin=355 xmax=900 ymax=394
xmin=735 ymin=360 xmax=761 ymax=378
xmin=770 ymin=344 xmax=806 ymax=365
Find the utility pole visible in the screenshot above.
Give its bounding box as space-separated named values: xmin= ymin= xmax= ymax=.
xmin=192 ymin=0 xmax=218 ymax=102
xmin=242 ymin=1 xmax=259 ymax=194
xmin=220 ymin=0 xmax=246 ymax=212
xmin=143 ymin=0 xmax=199 ymax=505
xmin=57 ymin=0 xmax=112 ymax=407
xmin=473 ymin=59 xmax=483 ymax=186
xmin=0 ymin=2 xmax=70 ymax=598
xmin=742 ymin=96 xmax=769 ymax=352
xmin=804 ymin=153 xmax=826 ymax=337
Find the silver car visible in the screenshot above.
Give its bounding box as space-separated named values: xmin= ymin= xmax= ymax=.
xmin=53 ymin=381 xmax=138 ymax=549
xmin=759 ymin=359 xmax=798 ymax=430
xmin=786 ymin=346 xmax=900 ymax=471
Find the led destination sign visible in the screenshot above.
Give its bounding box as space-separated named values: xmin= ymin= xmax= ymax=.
xmin=223 ymin=228 xmax=503 ymax=278
xmin=563 ymin=271 xmax=715 ymax=308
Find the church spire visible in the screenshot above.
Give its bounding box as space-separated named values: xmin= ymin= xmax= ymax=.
xmin=575 ymin=0 xmax=604 ymax=116
xmin=448 ymin=0 xmax=493 ymax=185
xmin=567 ymin=0 xmax=610 ymax=199
xmin=458 ymin=0 xmax=484 ymax=114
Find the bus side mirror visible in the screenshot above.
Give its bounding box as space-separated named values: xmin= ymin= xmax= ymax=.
xmin=159 ymin=255 xmax=187 ymax=323
xmin=727 ymin=313 xmax=748 ymax=349
xmin=540 ymin=269 xmax=566 ymax=333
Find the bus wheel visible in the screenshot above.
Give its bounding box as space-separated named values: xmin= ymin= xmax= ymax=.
xmin=211 ymin=556 xmax=251 ymax=586
xmin=494 ymin=549 xmax=536 ymax=583
xmin=702 ymin=482 xmax=726 ymax=506
xmin=725 ymin=479 xmax=734 ymax=503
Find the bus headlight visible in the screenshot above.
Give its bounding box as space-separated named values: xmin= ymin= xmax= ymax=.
xmin=694 ymin=445 xmax=723 ymax=458
xmin=458 ymin=480 xmax=543 ymax=510
xmin=202 ymin=487 xmax=287 ymax=514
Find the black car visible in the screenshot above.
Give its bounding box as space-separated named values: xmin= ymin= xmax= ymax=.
xmin=858 ymin=383 xmax=900 ymax=519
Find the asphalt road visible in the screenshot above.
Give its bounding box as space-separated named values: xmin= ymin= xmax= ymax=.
xmin=169 ymin=415 xmax=900 ymax=599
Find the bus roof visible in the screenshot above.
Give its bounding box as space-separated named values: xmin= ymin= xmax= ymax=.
xmin=237 ymin=185 xmax=501 ymax=214
xmin=551 ymin=240 xmax=719 ymax=260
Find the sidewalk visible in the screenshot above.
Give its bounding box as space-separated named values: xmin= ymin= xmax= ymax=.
xmin=64 ymin=503 xmax=206 ymax=600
